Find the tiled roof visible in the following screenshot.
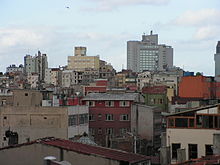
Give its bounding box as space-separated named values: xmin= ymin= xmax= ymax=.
xmin=142 ymin=86 xmax=167 ymax=94
xmin=82 ymin=93 xmax=139 ymax=101
xmin=40 ymin=138 xmax=149 ymax=163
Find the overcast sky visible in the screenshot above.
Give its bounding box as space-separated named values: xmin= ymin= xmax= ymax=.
xmin=0 ymin=0 xmax=220 ymax=75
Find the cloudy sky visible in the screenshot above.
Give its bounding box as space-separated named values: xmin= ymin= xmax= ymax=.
xmin=0 ymin=0 xmax=220 ymax=75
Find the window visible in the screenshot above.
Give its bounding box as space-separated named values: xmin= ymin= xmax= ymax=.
xmin=89 ymin=114 xmax=95 ymax=121
xmin=188 ymin=144 xmax=198 ymax=159
xmin=89 ymin=128 xmax=95 ymax=136
xmin=86 ymin=101 xmax=95 ymax=107
xmin=106 ymin=114 xmax=114 ymax=121
xmin=120 ymin=114 xmax=129 ymax=121
xmin=79 ymin=114 xmax=88 ymax=124
xmin=98 ymin=128 xmax=102 ymax=134
xmin=68 ymin=115 xmax=77 ymax=126
xmin=175 ymin=118 xmax=188 ymax=128
xmin=119 ymin=128 xmax=129 ymax=136
xmin=119 ymin=101 xmax=129 ymax=107
xmin=25 ymin=93 xmax=28 ymax=96
xmin=189 ymin=119 xmax=194 ymax=128
xmin=105 ymin=101 xmax=114 ymax=107
xmin=106 ymin=128 xmax=114 ymax=135
xmin=205 ymin=145 xmax=213 ymax=156
xmin=98 ymin=114 xmax=102 ymax=121
xmin=172 ymin=143 xmax=181 ymax=159
xmin=196 ymin=115 xmax=202 ymax=128
xmin=168 ymin=118 xmax=174 ymax=127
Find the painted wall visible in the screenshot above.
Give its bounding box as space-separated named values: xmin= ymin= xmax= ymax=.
xmin=166 ymin=128 xmax=220 ymax=162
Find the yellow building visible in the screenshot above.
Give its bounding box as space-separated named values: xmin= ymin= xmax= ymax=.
xmin=68 ymin=47 xmax=100 ymax=71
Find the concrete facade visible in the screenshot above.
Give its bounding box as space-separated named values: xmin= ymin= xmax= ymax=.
xmin=127 ymin=31 xmax=173 ymax=72
xmin=215 ymin=41 xmax=220 ymax=81
xmin=68 ymin=47 xmax=100 ymax=71
xmin=24 ymin=51 xmax=48 ymax=81
xmin=131 ymin=104 xmax=162 ymax=153
xmin=0 ymin=105 xmax=89 ymax=147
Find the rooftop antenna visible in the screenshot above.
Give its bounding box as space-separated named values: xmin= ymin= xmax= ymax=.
xmin=150 ymin=30 xmax=153 ymax=35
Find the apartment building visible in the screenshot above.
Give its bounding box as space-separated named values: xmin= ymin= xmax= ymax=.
xmin=68 ymin=47 xmax=100 ymax=71
xmin=165 ymin=104 xmax=220 ymax=163
xmin=82 ymin=93 xmax=142 ymax=147
xmin=127 ymin=31 xmax=173 ymax=72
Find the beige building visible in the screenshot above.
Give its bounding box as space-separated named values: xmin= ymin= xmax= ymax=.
xmin=0 ymin=137 xmax=151 ymax=165
xmin=165 ymin=104 xmax=220 ymax=163
xmin=0 ymin=105 xmax=89 ymax=148
xmin=68 ymin=47 xmax=100 ymax=71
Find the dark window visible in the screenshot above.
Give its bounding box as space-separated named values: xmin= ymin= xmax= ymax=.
xmin=3 ymin=116 xmax=7 ymax=120
xmin=205 ymin=145 xmax=213 ymax=156
xmin=188 ymin=144 xmax=197 ymax=159
xmin=196 ymin=115 xmax=202 ymax=128
xmin=25 ymin=93 xmax=28 ymax=96
xmin=79 ymin=114 xmax=88 ymax=124
xmin=175 ymin=118 xmax=188 ymax=127
xmin=68 ymin=115 xmax=77 ymax=126
xmin=172 ymin=143 xmax=181 ymax=159
xmin=89 ymin=114 xmax=95 ymax=121
xmin=189 ymin=119 xmax=194 ymax=127
xmin=98 ymin=128 xmax=102 ymax=134
xmin=168 ymin=118 xmax=174 ymax=127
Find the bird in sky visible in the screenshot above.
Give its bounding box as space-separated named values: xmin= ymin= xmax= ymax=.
xmin=66 ymin=6 xmax=70 ymax=9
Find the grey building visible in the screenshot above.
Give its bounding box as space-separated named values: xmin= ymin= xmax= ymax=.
xmin=24 ymin=51 xmax=48 ymax=82
xmin=6 ymin=64 xmax=24 ymax=74
xmin=215 ymin=41 xmax=220 ymax=81
xmin=127 ymin=31 xmax=173 ymax=72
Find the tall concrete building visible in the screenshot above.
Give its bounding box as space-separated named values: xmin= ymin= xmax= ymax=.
xmin=214 ymin=41 xmax=220 ymax=81
xmin=68 ymin=47 xmax=100 ymax=71
xmin=24 ymin=51 xmax=48 ymax=82
xmin=127 ymin=31 xmax=173 ymax=72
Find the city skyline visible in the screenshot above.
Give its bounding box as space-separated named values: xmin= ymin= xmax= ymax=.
xmin=1 ymin=0 xmax=220 ymax=75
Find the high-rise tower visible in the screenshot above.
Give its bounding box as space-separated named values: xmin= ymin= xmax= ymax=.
xmin=127 ymin=31 xmax=173 ymax=72
xmin=214 ymin=41 xmax=220 ymax=81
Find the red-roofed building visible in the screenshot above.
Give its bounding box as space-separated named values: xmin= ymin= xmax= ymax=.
xmin=0 ymin=137 xmax=155 ymax=165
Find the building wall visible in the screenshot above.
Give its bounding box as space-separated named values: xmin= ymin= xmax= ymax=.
xmin=68 ymin=56 xmax=100 ymax=71
xmin=0 ymin=143 xmax=121 ymax=165
xmin=0 ymin=106 xmax=68 ymax=147
xmin=84 ymin=100 xmax=132 ymax=146
xmin=166 ymin=128 xmax=220 ymax=162
xmin=12 ymin=89 xmax=43 ymax=106
xmin=179 ymin=76 xmax=213 ymax=99
xmin=127 ymin=33 xmax=173 ymax=72
xmin=67 ymin=106 xmax=89 ymax=138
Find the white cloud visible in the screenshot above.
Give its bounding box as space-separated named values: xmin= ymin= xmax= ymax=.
xmin=0 ymin=28 xmax=43 ymax=51
xmin=175 ymin=9 xmax=220 ymax=26
xmin=83 ymin=0 xmax=170 ymax=11
xmin=194 ymin=26 xmax=220 ymax=40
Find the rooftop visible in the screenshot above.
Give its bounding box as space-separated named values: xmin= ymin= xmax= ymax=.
xmin=0 ymin=137 xmax=150 ymax=164
xmin=82 ymin=92 xmax=139 ymax=101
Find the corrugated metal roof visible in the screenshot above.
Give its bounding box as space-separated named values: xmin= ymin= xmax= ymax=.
xmin=41 ymin=138 xmax=149 ymax=163
xmin=82 ymin=93 xmax=139 ymax=101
